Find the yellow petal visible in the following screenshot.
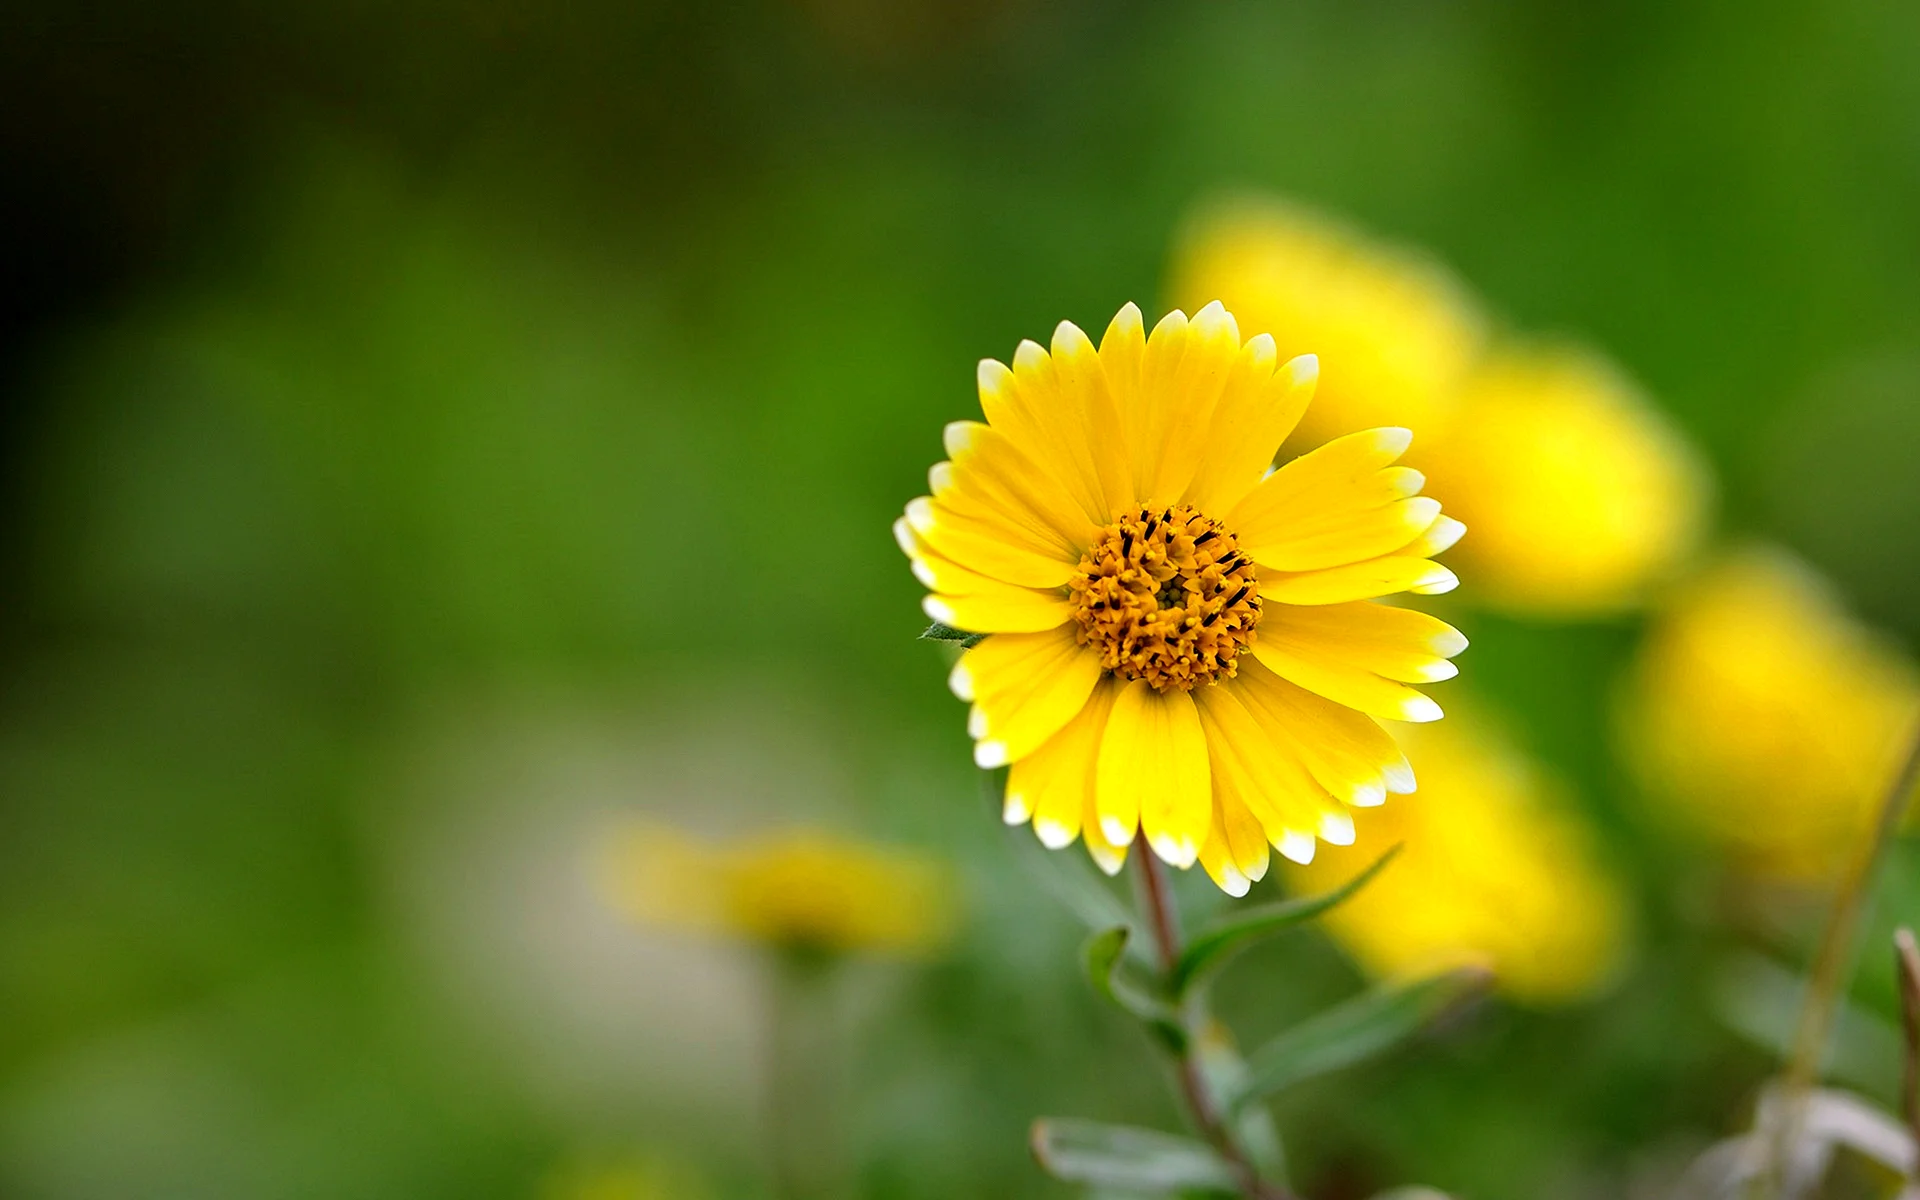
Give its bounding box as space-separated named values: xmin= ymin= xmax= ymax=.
xmin=943 ymin=420 xmax=1100 ymax=549
xmin=1260 ymin=602 xmax=1467 ymax=684
xmin=1050 ymin=319 xmax=1135 ymax=520
xmin=923 ymin=589 xmax=1072 ymax=635
xmin=1139 ymin=301 xmax=1241 ymax=506
xmin=905 ymin=496 xmax=1077 ymax=590
xmin=955 ymin=626 xmax=1104 ymax=766
xmin=1182 ymin=348 xmax=1316 ymax=517
xmin=1259 ymin=555 xmax=1459 ymax=605
xmin=1005 ymin=678 xmax=1119 ymax=849
xmin=1229 ymin=428 xmax=1445 ymax=571
xmin=1099 ymin=302 xmax=1149 ymax=473
xmin=1230 ymin=658 xmax=1414 ymax=807
xmin=1249 ymin=638 xmax=1443 ymax=724
xmin=1194 ymin=680 xmax=1339 ymax=842
xmin=975 ymin=354 xmax=1106 ymax=528
xmin=923 ymin=470 xmax=1077 ymax=563
xmin=1096 ymin=681 xmax=1211 ymax=868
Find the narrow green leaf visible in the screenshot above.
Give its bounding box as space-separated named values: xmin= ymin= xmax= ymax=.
xmin=1029 ymin=1118 xmax=1238 ymax=1192
xmin=1229 ymin=966 xmax=1491 ymax=1113
xmin=1082 ymin=926 xmax=1186 ymax=1053
xmin=919 ymin=621 xmax=985 ymax=648
xmin=1171 ymin=845 xmax=1401 ymax=996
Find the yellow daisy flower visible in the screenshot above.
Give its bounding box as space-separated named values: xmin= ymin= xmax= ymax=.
xmin=1421 ymin=349 xmax=1709 ymax=616
xmin=1621 ymin=549 xmax=1920 ymax=880
xmin=1287 ymin=711 xmax=1629 ymax=1005
xmin=896 ymin=301 xmax=1467 ymax=895
xmin=605 ymin=824 xmax=955 ymax=956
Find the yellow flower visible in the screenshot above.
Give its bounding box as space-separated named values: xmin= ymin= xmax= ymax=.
xmin=1167 ymin=200 xmax=1485 ymax=451
xmin=1621 ymin=549 xmax=1920 ymax=880
xmin=1169 ymin=197 xmax=1711 ymax=618
xmin=605 ymin=825 xmax=955 ymax=956
xmin=1288 ymin=712 xmax=1628 ymax=1004
xmin=895 ymin=301 xmax=1468 ymax=895
xmin=1421 ymin=349 xmax=1709 ymax=616
xmin=540 ymin=1154 xmax=709 ymax=1200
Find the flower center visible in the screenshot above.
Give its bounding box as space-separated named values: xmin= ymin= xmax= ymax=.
xmin=1068 ymin=504 xmax=1262 ymax=693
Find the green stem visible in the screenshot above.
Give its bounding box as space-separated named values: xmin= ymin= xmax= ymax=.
xmin=768 ymin=948 xmax=838 ymax=1200
xmin=1132 ymin=839 xmax=1296 ymax=1200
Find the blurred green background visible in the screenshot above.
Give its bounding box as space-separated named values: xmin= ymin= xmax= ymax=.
xmin=4 ymin=2 xmax=1920 ymax=1197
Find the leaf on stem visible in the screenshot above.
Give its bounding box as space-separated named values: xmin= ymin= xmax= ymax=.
xmin=1083 ymin=926 xmax=1186 ymax=1053
xmin=1171 ymin=845 xmax=1401 ymax=997
xmin=1229 ymin=965 xmax=1491 ymax=1114
xmin=919 ymin=621 xmax=985 ymax=648
xmin=1029 ymin=1118 xmax=1239 ymax=1193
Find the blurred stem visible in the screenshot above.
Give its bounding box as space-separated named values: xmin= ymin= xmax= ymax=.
xmin=1132 ymin=840 xmax=1296 ymax=1200
xmin=768 ymin=947 xmax=838 ymax=1200
xmin=1768 ymin=721 xmax=1920 ymax=1196
xmin=1894 ymin=928 xmax=1920 ymax=1150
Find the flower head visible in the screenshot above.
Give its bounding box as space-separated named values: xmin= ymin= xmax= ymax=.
xmin=1422 ymin=350 xmax=1709 ymax=616
xmin=1288 ymin=712 xmax=1628 ymax=1004
xmin=897 ymin=302 xmax=1467 ymax=893
xmin=1621 ymin=549 xmax=1920 ymax=880
xmin=606 ymin=825 xmax=955 ymax=956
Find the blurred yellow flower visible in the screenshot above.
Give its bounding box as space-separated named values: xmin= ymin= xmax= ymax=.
xmin=1621 ymin=549 xmax=1920 ymax=880
xmin=1288 ymin=712 xmax=1628 ymax=1004
xmin=897 ymin=301 xmax=1467 ymax=894
xmin=539 ymin=1154 xmax=709 ymax=1200
xmin=605 ymin=825 xmax=955 ymax=956
xmin=1168 ymin=196 xmax=1712 ymax=618
xmin=1167 ymin=200 xmax=1485 ymax=451
xmin=1422 ymin=350 xmax=1709 ymax=615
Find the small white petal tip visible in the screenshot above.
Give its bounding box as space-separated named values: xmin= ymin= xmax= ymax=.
xmin=1417 ymin=660 xmax=1460 ymax=683
xmin=1214 ymin=866 xmax=1251 ymax=898
xmin=1278 ymin=830 xmax=1317 ymax=865
xmin=1149 ymin=833 xmax=1197 ymax=870
xmin=1375 ymin=426 xmax=1415 ymax=456
xmin=1412 ymin=565 xmax=1460 ymax=594
xmin=892 ymin=517 xmax=917 ymax=556
xmin=1401 ymin=695 xmax=1445 ymax=723
xmin=1002 ymin=793 xmax=1032 ymax=825
xmin=1099 ymin=815 xmax=1135 ymax=845
xmin=1349 ymin=782 xmax=1387 ymax=808
xmin=1283 ymin=352 xmax=1319 ymax=384
xmin=1423 ymin=516 xmax=1467 ymax=554
xmin=1318 ymin=812 xmax=1357 ymax=846
xmin=973 ymin=740 xmax=1009 ymax=769
xmin=1087 ymin=844 xmax=1127 ymax=876
xmin=1034 ymin=818 xmax=1076 ymax=850
xmin=948 ymin=663 xmax=975 ymax=702
xmin=922 ymin=596 xmax=956 ymax=625
xmin=941 ymin=422 xmax=973 ymax=456
xmin=1383 ymin=759 xmax=1417 ymax=794
xmin=977 ymin=358 xmax=1011 ymax=393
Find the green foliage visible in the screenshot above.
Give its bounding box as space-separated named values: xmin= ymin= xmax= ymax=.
xmin=1082 ymin=926 xmax=1186 ymax=1053
xmin=919 ymin=622 xmax=986 ymax=649
xmin=1229 ymin=967 xmax=1493 ymax=1116
xmin=1028 ymin=1119 xmax=1238 ymax=1195
xmin=1171 ymin=847 xmax=1401 ymax=997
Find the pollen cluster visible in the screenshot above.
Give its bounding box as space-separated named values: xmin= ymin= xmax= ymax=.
xmin=1068 ymin=504 xmax=1262 ymax=693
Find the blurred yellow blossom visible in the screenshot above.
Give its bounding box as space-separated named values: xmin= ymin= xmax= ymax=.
xmin=1168 ymin=199 xmax=1485 ymax=451
xmin=1287 ymin=711 xmax=1628 ymax=1005
xmin=1168 ymin=195 xmax=1713 ymax=618
xmin=539 ymin=1154 xmax=710 ymax=1200
xmin=604 ymin=825 xmax=956 ymax=957
xmin=1422 ymin=349 xmax=1709 ymax=615
xmin=1622 ymin=549 xmax=1920 ymax=880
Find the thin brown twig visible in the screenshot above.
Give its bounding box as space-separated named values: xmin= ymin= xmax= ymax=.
xmin=1132 ymin=838 xmax=1296 ymax=1200
xmin=1895 ymin=928 xmax=1920 ymax=1155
